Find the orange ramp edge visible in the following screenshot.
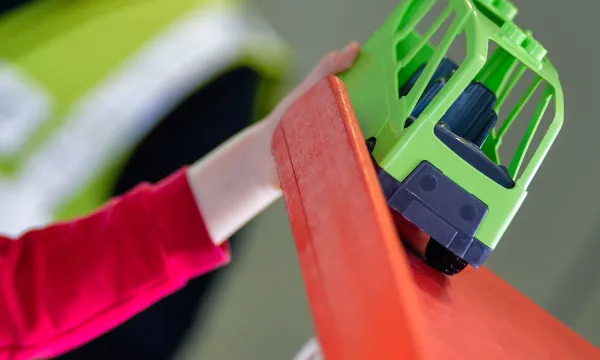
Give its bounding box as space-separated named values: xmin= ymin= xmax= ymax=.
xmin=271 ymin=75 xmax=600 ymax=360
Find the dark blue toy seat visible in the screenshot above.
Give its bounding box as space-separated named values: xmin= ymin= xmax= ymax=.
xmin=440 ymin=82 xmax=498 ymax=148
xmin=399 ymin=58 xmax=515 ymax=189
xmin=433 ymin=124 xmax=515 ymax=188
xmin=399 ymin=58 xmax=459 ymax=98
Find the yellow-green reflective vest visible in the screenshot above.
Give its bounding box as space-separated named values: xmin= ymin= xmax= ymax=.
xmin=0 ymin=0 xmax=290 ymax=236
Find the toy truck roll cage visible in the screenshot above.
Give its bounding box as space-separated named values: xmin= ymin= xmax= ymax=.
xmin=340 ymin=0 xmax=563 ymax=274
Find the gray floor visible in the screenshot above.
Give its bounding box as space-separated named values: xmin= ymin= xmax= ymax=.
xmin=177 ymin=1 xmax=600 ymax=358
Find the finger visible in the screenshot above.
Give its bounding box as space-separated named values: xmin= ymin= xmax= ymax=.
xmin=284 ymin=42 xmax=360 ymax=106
xmin=304 ymin=41 xmax=360 ymax=88
xmin=315 ymin=41 xmax=361 ymax=77
xmin=268 ymin=42 xmax=361 ymax=121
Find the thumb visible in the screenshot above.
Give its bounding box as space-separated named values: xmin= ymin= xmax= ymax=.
xmin=302 ymin=41 xmax=361 ymax=91
xmin=273 ymin=42 xmax=361 ymax=117
xmin=315 ymin=41 xmax=361 ymax=77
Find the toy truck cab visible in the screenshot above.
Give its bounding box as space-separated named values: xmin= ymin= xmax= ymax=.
xmin=340 ymin=0 xmax=563 ymax=274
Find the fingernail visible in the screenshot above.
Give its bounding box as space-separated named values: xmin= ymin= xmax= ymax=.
xmin=344 ymin=41 xmax=359 ymax=51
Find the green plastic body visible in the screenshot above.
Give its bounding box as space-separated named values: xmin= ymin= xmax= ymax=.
xmin=340 ymin=0 xmax=564 ymax=251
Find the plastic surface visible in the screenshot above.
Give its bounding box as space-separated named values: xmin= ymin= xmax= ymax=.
xmin=434 ymin=125 xmax=515 ymax=189
xmin=401 ymin=58 xmax=500 ymax=149
xmin=379 ymin=161 xmax=492 ymax=267
xmin=339 ymin=0 xmax=564 ymax=252
xmin=400 ymin=59 xmax=498 ymax=147
xmin=272 ymin=76 xmax=598 ymax=360
xmin=401 ymin=58 xmax=514 ymax=189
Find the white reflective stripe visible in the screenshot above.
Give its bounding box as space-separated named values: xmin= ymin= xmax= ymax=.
xmin=0 ymin=4 xmax=286 ymax=237
xmin=0 ymin=62 xmax=52 ymax=156
xmin=292 ymin=338 xmax=323 ymax=360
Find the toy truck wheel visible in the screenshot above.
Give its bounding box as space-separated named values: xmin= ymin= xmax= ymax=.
xmin=386 ymin=197 xmax=469 ymax=276
xmin=366 ymin=138 xmax=468 ymax=275
xmin=366 ymin=137 xmax=376 ymax=153
xmin=425 ymin=239 xmax=468 ymax=276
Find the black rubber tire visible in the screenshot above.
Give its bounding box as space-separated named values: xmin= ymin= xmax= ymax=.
xmin=366 ymin=137 xmax=377 ymax=153
xmin=424 ymin=239 xmax=468 ymax=276
xmin=366 ymin=136 xmax=467 ymax=276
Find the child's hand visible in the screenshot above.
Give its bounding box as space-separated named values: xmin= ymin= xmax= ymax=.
xmin=263 ymin=41 xmax=361 ymax=135
xmin=188 ymin=42 xmax=360 ymax=244
xmin=259 ymin=41 xmax=361 ymax=187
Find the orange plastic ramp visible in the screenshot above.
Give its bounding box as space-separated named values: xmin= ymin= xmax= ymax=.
xmin=271 ymin=75 xmax=600 ymax=360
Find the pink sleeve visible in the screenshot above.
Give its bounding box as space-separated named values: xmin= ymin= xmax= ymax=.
xmin=0 ymin=167 xmax=230 ymax=360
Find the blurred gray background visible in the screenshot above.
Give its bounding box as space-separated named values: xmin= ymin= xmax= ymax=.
xmin=177 ymin=1 xmax=599 ymax=358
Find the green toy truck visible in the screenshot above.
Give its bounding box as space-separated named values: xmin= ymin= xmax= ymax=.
xmin=340 ymin=0 xmax=563 ymax=274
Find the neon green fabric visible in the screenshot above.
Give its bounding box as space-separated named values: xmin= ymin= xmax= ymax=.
xmin=0 ymin=0 xmax=290 ymax=231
